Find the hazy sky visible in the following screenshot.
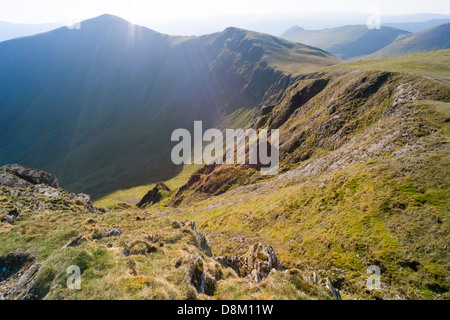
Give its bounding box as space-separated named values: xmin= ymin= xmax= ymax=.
xmin=1 ymin=0 xmax=449 ymax=24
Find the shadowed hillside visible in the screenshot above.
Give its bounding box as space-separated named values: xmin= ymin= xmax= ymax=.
xmin=0 ymin=15 xmax=340 ymax=198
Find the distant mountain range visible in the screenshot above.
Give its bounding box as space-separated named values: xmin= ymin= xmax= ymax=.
xmin=281 ymin=22 xmax=450 ymax=60
xmin=281 ymin=25 xmax=410 ymax=60
xmin=366 ymin=23 xmax=450 ymax=59
xmin=0 ymin=20 xmax=65 ymax=42
xmin=2 ymin=12 xmax=449 ymax=42
xmin=143 ymin=12 xmax=450 ymax=36
xmin=0 ymin=14 xmax=339 ymax=198
xmin=384 ymin=19 xmax=450 ymax=33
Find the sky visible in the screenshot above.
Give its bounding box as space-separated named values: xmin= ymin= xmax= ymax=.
xmin=1 ymin=0 xmax=449 ymax=25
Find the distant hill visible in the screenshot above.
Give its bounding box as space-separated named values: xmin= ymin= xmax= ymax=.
xmin=0 ymin=14 xmax=340 ymax=198
xmin=0 ymin=20 xmax=64 ymax=42
xmin=281 ymin=25 xmax=410 ymax=60
xmin=384 ymin=19 xmax=450 ymax=33
xmin=366 ymin=23 xmax=450 ymax=59
xmin=145 ymin=12 xmax=450 ymax=36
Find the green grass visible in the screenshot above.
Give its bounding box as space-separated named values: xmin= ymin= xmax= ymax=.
xmin=94 ymin=164 xmax=201 ymax=208
xmin=0 ymin=202 xmax=331 ymax=300
xmin=342 ymin=49 xmax=450 ymax=85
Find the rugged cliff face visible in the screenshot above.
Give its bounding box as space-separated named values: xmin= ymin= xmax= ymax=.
xmin=170 ymin=66 xmax=449 ymax=209
xmin=165 ymin=55 xmax=450 ymax=299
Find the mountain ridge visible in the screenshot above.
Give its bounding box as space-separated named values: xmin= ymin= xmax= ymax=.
xmin=0 ymin=14 xmax=340 ymax=198
xmin=366 ymin=23 xmax=450 ymax=59
xmin=281 ymin=24 xmax=411 ymax=60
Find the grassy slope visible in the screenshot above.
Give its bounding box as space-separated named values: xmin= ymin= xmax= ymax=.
xmin=173 ymin=50 xmax=450 ymax=300
xmin=0 ymin=196 xmax=331 ymax=300
xmin=179 ymin=101 xmax=449 ymax=300
xmin=3 ymin=50 xmax=447 ymax=301
xmin=94 ymin=164 xmax=201 ymax=208
xmin=331 ymin=49 xmax=450 ymax=86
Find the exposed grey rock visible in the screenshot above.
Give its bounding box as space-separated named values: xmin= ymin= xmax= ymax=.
xmin=392 ymin=83 xmax=419 ymax=108
xmin=190 ymin=255 xmax=206 ymax=294
xmin=102 ymin=228 xmax=122 ymax=238
xmin=215 ymin=243 xmax=283 ymax=283
xmin=250 ymin=269 xmax=261 ymax=283
xmin=32 ymin=201 xmax=46 ymax=212
xmin=0 ymin=250 xmax=38 ymax=300
xmin=1 ymin=207 xmax=20 ymax=224
xmin=0 ymin=164 xmax=59 ymax=188
xmin=9 ymin=263 xmax=41 ymax=299
xmin=313 ymin=272 xmax=319 ymax=283
xmin=180 ymin=220 xmax=212 ymax=257
xmin=326 ymin=278 xmax=342 ymax=300
xmin=62 ymin=235 xmax=84 ymax=249
xmin=73 ymin=193 xmax=96 ymax=213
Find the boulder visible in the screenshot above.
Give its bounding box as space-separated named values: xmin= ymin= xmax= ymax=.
xmin=326 ymin=277 xmax=342 ymax=300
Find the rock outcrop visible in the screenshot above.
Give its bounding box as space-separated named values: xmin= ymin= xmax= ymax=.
xmin=215 ymin=243 xmax=283 ymax=283
xmin=176 ymin=254 xmax=217 ymax=296
xmin=137 ymin=183 xmax=171 ymax=208
xmin=0 ymin=250 xmax=40 ymax=300
xmin=0 ymin=164 xmax=98 ymax=219
xmin=180 ymin=220 xmax=212 ymax=257
xmin=0 ymin=164 xmax=59 ymax=188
